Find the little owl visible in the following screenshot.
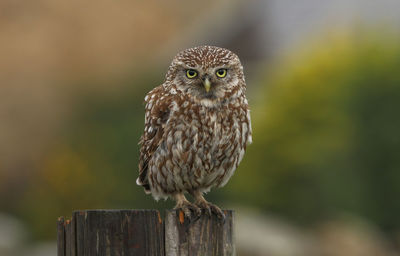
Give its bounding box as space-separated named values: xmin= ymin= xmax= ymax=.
xmin=137 ymin=46 xmax=252 ymax=220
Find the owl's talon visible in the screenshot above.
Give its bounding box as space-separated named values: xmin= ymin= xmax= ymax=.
xmin=209 ymin=203 xmax=226 ymax=220
xmin=185 ymin=208 xmax=193 ymax=219
xmin=191 ymin=210 xmax=202 ymax=222
xmin=174 ymin=201 xmax=201 ymax=222
xmin=192 ymin=206 xmax=202 ymax=220
xmin=195 ymin=199 xmax=225 ymax=220
xmin=203 ymin=206 xmax=212 ymax=217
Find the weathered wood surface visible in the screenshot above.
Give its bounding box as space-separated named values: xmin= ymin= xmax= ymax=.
xmin=57 ymin=217 xmax=65 ymax=256
xmin=58 ymin=209 xmax=235 ymax=256
xmin=165 ymin=210 xmax=235 ymax=256
xmin=57 ymin=210 xmax=164 ymax=256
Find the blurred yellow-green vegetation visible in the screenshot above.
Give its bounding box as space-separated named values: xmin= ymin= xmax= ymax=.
xmin=229 ymin=31 xmax=400 ymax=232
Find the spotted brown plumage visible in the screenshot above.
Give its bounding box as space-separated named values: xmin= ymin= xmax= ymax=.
xmin=137 ymin=46 xmax=252 ymax=219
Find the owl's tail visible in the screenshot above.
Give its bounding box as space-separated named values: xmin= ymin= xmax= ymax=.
xmin=136 ymin=178 xmax=152 ymax=195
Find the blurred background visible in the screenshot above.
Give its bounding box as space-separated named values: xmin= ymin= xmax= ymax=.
xmin=1 ymin=0 xmax=400 ymax=255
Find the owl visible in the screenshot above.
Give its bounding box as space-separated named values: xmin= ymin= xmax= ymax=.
xmin=137 ymin=46 xmax=252 ymax=220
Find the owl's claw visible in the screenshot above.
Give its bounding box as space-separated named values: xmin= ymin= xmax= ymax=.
xmin=173 ymin=193 xmax=201 ymax=223
xmin=174 ymin=201 xmax=201 ymax=222
xmin=196 ymin=201 xmax=226 ymax=220
xmin=203 ymin=205 xmax=212 ymax=217
xmin=209 ymin=203 xmax=226 ymax=220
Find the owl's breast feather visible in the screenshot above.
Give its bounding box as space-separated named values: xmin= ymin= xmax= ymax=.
xmin=159 ymin=93 xmax=251 ymax=188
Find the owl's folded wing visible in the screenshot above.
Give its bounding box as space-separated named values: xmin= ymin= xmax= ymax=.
xmin=137 ymin=85 xmax=172 ymax=193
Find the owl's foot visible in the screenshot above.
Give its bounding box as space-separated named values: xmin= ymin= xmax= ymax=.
xmin=174 ymin=202 xmax=201 ymax=221
xmin=193 ymin=193 xmax=226 ymax=220
xmin=197 ymin=201 xmax=226 ymax=220
xmin=173 ymin=193 xmax=201 ymax=221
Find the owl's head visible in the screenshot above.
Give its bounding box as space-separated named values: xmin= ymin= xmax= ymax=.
xmin=165 ymin=46 xmax=245 ymax=104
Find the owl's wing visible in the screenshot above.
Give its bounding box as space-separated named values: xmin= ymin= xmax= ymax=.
xmin=137 ymin=85 xmax=172 ymax=193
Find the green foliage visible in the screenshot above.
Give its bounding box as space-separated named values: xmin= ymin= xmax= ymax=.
xmin=227 ymin=31 xmax=400 ymax=231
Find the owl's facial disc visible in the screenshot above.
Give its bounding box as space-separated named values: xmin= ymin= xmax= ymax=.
xmin=173 ymin=63 xmax=239 ymax=102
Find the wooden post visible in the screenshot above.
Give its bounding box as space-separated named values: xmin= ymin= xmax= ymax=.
xmin=165 ymin=210 xmax=235 ymax=256
xmin=57 ymin=217 xmax=65 ymax=256
xmin=57 ymin=210 xmax=164 ymax=256
xmin=57 ymin=209 xmax=235 ymax=256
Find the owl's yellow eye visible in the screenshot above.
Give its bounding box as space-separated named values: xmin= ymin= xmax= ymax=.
xmin=186 ymin=69 xmax=197 ymax=79
xmin=216 ymin=69 xmax=227 ymax=78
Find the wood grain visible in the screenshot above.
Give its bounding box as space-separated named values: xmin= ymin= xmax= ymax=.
xmin=57 ymin=209 xmax=235 ymax=256
xmin=165 ymin=210 xmax=235 ymax=256
xmin=58 ymin=210 xmax=164 ymax=256
xmin=57 ymin=217 xmax=65 ymax=256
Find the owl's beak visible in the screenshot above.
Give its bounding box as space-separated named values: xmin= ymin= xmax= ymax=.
xmin=203 ymin=78 xmax=211 ymax=92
